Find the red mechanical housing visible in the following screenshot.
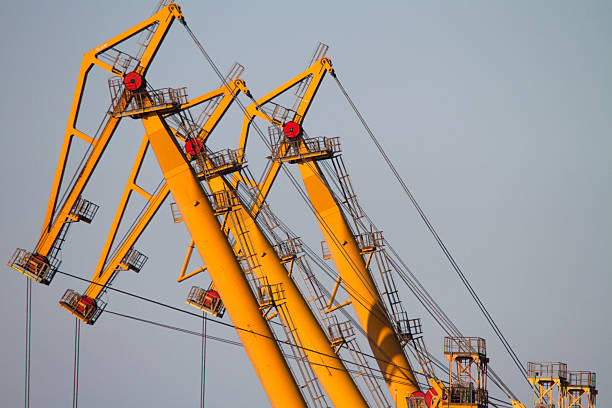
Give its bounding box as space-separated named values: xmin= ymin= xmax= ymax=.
xmin=424 ymin=388 xmax=438 ymax=407
xmin=124 ymin=72 xmax=144 ymax=91
xmin=76 ymin=296 xmax=97 ymax=316
xmin=203 ymin=290 xmax=220 ymax=309
xmin=185 ymin=138 xmax=204 ymax=155
xmin=283 ymin=121 xmax=301 ymax=138
xmin=26 ymin=253 xmax=49 ymax=274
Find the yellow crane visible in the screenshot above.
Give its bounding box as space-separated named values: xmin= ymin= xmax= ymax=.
xmin=7 ymin=2 xmax=598 ymax=408
xmin=9 ymin=4 xmax=308 ymax=407
xmin=232 ymin=46 xmax=421 ymax=407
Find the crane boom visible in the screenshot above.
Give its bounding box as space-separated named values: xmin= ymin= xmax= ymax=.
xmin=206 ymin=174 xmax=369 ymax=408
xmin=9 ymin=3 xmax=309 ymax=406
xmin=297 ymin=160 xmax=421 ymax=404
xmin=8 ymin=3 xmax=184 ymax=284
xmin=78 ymin=82 xmax=248 ymax=305
xmin=140 ymin=111 xmax=308 ymax=408
xmin=235 ymin=52 xmax=421 ymax=406
xmin=7 ymin=2 xmax=580 ymax=407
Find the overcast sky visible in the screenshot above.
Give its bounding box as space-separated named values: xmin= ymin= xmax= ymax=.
xmin=1 ymin=1 xmax=610 ymax=407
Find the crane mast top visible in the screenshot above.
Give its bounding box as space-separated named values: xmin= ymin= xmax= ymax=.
xmin=6 ymin=2 xmax=598 ymax=408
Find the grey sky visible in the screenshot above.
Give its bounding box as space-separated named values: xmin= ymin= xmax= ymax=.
xmin=1 ymin=1 xmax=610 ymax=407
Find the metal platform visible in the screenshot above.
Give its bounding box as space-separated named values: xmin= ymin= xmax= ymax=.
xmin=191 ymin=148 xmax=244 ymax=179
xmin=186 ymin=285 xmax=225 ymax=317
xmin=327 ymin=318 xmax=355 ymax=351
xmin=527 ymin=362 xmax=568 ymax=382
xmin=8 ymin=249 xmax=54 ymax=285
xmin=256 ymin=279 xmax=285 ymax=309
xmin=69 ymin=197 xmax=100 ymax=223
xmin=108 ymin=76 xmax=187 ymax=118
xmin=273 ymin=237 xmax=304 ymax=262
xmin=444 ymin=336 xmax=487 ymax=359
xmin=58 ymin=289 xmax=106 ymax=325
xmin=208 ymin=189 xmax=241 ymax=214
xmin=272 ymin=136 xmax=340 ymax=163
xmin=320 ymin=231 xmax=384 ymax=260
xmin=121 ymin=248 xmax=148 ymax=272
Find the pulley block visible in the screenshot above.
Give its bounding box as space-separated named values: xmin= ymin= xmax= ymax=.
xmin=283 ymin=121 xmax=301 ymax=139
xmin=124 ymin=72 xmax=144 ymax=91
xmin=185 ymin=138 xmax=204 ymax=155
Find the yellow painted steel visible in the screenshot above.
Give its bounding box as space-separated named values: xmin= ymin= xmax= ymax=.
xmin=510 ymin=399 xmax=527 ymax=408
xmin=298 ymin=161 xmax=420 ymax=407
xmin=235 ymin=54 xmax=420 ymax=406
xmin=233 ymin=57 xmax=335 ymax=215
xmin=208 ymin=177 xmax=369 ymax=408
xmin=77 ymin=80 xmax=247 ymax=302
xmin=84 ymin=136 xmax=169 ymax=301
xmin=176 ymin=240 xmax=207 ymax=282
xmin=141 ymin=113 xmax=307 ymax=408
xmin=426 ymin=377 xmax=446 ymax=408
xmin=35 ymin=3 xmax=183 ymax=261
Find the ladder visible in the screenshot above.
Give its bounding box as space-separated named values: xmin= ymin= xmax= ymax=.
xmin=225 ymin=204 xmax=330 ymax=407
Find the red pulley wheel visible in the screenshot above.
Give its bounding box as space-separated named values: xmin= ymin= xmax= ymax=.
xmin=185 ymin=139 xmax=203 ymax=155
xmin=205 ymin=290 xmax=220 ymax=299
xmin=283 ymin=121 xmax=301 ymax=138
xmin=124 ymin=72 xmax=144 ymax=91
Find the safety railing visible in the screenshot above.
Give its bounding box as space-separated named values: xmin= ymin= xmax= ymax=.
xmin=444 ymin=337 xmax=487 ymax=357
xmin=320 ymin=230 xmax=383 ymax=259
xmin=8 ymin=249 xmax=54 ymax=285
xmin=354 ymin=231 xmax=384 ymax=252
xmin=170 ymin=202 xmax=183 ymax=223
xmin=327 ymin=319 xmax=355 ymax=344
xmin=527 ymin=362 xmax=568 ymax=380
xmin=186 ymin=286 xmax=225 ymax=317
xmin=395 ymin=313 xmax=423 ymax=340
xmin=407 ymin=395 xmax=426 ymax=408
xmin=69 ymin=197 xmax=100 ymax=224
xmin=260 ymin=103 xmax=302 ymax=125
xmin=108 ymin=77 xmax=187 ymax=117
xmin=191 ymin=148 xmax=244 ymax=179
xmin=256 ymin=279 xmax=285 ymax=308
xmin=568 ymin=371 xmax=596 ymax=388
xmin=273 ymin=237 xmax=304 ymax=261
xmin=272 ymin=136 xmax=341 ymax=163
xmin=208 ymin=189 xmax=241 ymax=214
xmin=99 ymin=48 xmax=140 ymax=75
xmin=59 ymin=289 xmax=106 ymax=324
xmin=121 ymin=248 xmax=148 ymax=272
xmin=448 ymin=386 xmax=488 ymax=406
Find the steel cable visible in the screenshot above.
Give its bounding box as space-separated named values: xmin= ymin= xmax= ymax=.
xmin=181 ymin=21 xmax=420 ymax=390
xmin=72 ymin=318 xmax=80 ymax=408
xmin=200 ymin=312 xmax=207 ymax=408
xmin=57 ymin=269 xmax=429 ymax=388
xmin=332 ymin=74 xmax=529 ymax=385
xmin=317 ymin=159 xmax=522 ymax=400
xmin=179 ymin=19 xmax=525 ymax=403
xmin=56 ymin=269 xmax=514 ymax=406
xmin=24 ymin=279 xmax=31 ymax=408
